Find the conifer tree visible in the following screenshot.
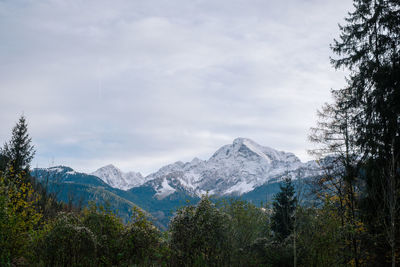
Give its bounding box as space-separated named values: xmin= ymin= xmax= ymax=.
xmin=331 ymin=0 xmax=400 ymax=162
xmin=316 ymin=0 xmax=400 ymax=264
xmin=1 ymin=115 xmax=35 ymax=175
xmin=271 ymin=178 xmax=296 ymax=240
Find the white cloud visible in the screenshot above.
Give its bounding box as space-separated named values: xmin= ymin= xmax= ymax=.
xmin=0 ymin=0 xmax=353 ymax=174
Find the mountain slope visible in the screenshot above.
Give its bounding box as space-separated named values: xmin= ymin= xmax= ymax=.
xmin=32 ymin=166 xmax=150 ymax=224
xmin=142 ymin=138 xmax=320 ymax=198
xmin=32 ymin=166 xmax=191 ymax=228
xmin=92 ymin=164 xmax=146 ymax=190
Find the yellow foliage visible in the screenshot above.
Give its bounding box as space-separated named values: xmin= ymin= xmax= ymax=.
xmin=0 ymin=169 xmax=42 ymax=261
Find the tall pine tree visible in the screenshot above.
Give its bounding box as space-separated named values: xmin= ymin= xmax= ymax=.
xmin=1 ymin=115 xmax=35 ymax=176
xmin=318 ymin=0 xmax=400 ymax=265
xmin=271 ymin=178 xmax=296 ymax=241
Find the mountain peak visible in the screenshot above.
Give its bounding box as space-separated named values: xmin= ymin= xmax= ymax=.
xmin=211 ymin=137 xmax=276 ymax=162
xmin=190 ymin=157 xmax=203 ymax=165
xmin=232 ymin=137 xmax=252 ymax=144
xmin=37 ymin=138 xmax=320 ymax=200
xmin=100 ymin=164 xmax=119 ymax=171
xmin=89 ymin=138 xmax=313 ymax=196
xmin=143 ymin=137 xmax=317 ymax=198
xmin=92 ymin=165 xmax=145 ymax=190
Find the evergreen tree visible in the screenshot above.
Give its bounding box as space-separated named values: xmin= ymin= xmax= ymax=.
xmin=308 ymin=0 xmax=400 ymax=264
xmin=329 ymin=0 xmax=400 ymax=265
xmin=271 ymin=178 xmax=296 ymax=240
xmin=331 ymin=0 xmax=400 ymax=162
xmin=1 ymin=115 xmax=35 ymax=175
xmin=0 ymin=154 xmax=7 ymax=173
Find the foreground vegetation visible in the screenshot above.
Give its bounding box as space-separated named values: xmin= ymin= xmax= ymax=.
xmin=0 ymin=143 xmax=365 ymax=267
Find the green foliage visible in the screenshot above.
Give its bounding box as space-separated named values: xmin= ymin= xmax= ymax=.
xmin=82 ymin=203 xmax=124 ymax=266
xmin=35 ymin=212 xmax=96 ymax=267
xmin=0 ymin=169 xmax=42 ymax=266
xmin=219 ymin=198 xmax=269 ymax=266
xmin=121 ymin=206 xmax=162 ymax=265
xmin=271 ymin=178 xmax=296 ymax=240
xmin=296 ymin=202 xmax=344 ymax=266
xmin=1 ymin=115 xmax=35 ymax=175
xmin=30 ymin=202 xmax=165 ymax=267
xmin=0 ymin=154 xmax=8 ymax=173
xmin=169 ymin=195 xmax=231 ymax=266
xmin=263 ymin=239 xmax=294 ymax=267
xmin=0 ymin=192 xmax=11 ymax=266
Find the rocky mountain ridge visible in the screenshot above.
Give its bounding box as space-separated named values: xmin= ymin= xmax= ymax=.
xmin=92 ymin=138 xmax=321 ymax=198
xmin=92 ymin=164 xmax=146 ymax=190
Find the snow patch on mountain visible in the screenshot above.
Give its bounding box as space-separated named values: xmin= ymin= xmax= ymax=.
xmin=224 ymin=180 xmax=256 ymax=195
xmin=155 ymin=178 xmax=176 ymax=199
xmin=47 ymin=166 xmax=67 ymax=173
xmin=142 ymin=137 xmax=321 ymax=198
xmin=90 ymin=138 xmax=321 ymax=197
xmin=92 ymin=164 xmax=145 ymax=190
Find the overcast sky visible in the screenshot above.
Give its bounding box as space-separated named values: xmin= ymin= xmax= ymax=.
xmin=0 ymin=0 xmax=353 ymax=175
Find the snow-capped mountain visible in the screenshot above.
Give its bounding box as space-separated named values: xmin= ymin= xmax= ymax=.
xmin=143 ymin=138 xmax=320 ymax=198
xmin=90 ymin=138 xmax=321 ymax=197
xmin=33 ymin=138 xmax=323 ymax=227
xmin=92 ymin=164 xmax=145 ymax=190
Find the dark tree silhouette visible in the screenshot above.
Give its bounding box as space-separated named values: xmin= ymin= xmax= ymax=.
xmin=1 ymin=115 xmax=35 ymax=176
xmin=271 ymin=178 xmax=296 ymax=240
